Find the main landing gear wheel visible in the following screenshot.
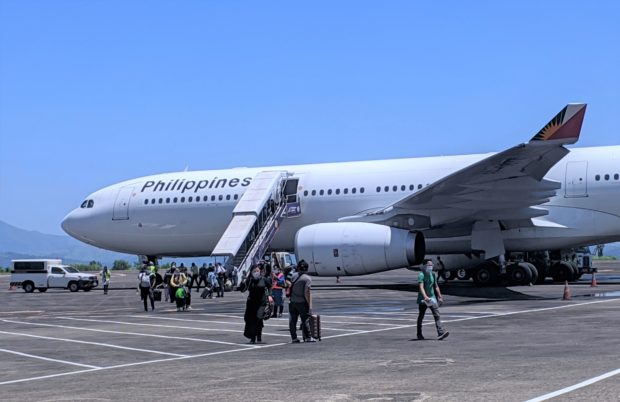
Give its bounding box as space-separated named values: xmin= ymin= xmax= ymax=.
xmin=523 ymin=262 xmax=538 ymax=284
xmin=441 ymin=270 xmax=454 ymax=281
xmin=456 ymin=268 xmax=469 ymax=280
xmin=507 ymin=263 xmax=532 ymax=286
xmin=473 ymin=262 xmax=499 ymax=286
xmin=552 ymin=261 xmax=574 ymax=282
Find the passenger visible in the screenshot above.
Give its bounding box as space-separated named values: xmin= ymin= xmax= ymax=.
xmin=416 ymin=260 xmax=449 ymax=341
xmin=197 ymin=263 xmax=208 ymax=292
xmin=101 ymin=266 xmax=111 ymax=295
xmin=216 ymin=263 xmax=226 ymax=297
xmin=243 ymin=265 xmax=273 ymax=344
xmin=207 ymin=266 xmax=218 ymax=298
xmin=169 ymin=267 xmax=187 ymax=305
xmin=231 ymin=265 xmax=239 ymax=289
xmin=175 ymin=285 xmax=192 ymax=311
xmin=271 ymin=266 xmax=285 ymax=318
xmin=138 ymin=266 xmax=155 ymax=312
xmin=148 ymin=261 xmax=156 ymax=275
xmin=164 ymin=263 xmax=176 ymax=303
xmin=288 ymin=260 xmax=315 ymax=343
xmin=189 ymin=262 xmax=199 ymax=291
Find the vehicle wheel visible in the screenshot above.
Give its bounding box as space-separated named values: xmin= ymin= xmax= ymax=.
xmin=507 ymin=263 xmax=531 ymax=286
xmin=456 ymin=268 xmax=469 ymax=280
xmin=68 ymin=282 xmax=79 ymax=292
xmin=473 ymin=262 xmax=499 ymax=286
xmin=23 ymin=282 xmax=35 ymax=293
xmin=37 ymin=288 xmax=48 ymax=292
xmin=524 ymin=262 xmax=538 ymax=284
xmin=551 ymin=262 xmax=573 ymax=282
xmin=441 ymin=270 xmax=454 ymax=281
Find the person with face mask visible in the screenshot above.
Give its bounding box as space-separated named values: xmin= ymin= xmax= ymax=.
xmin=243 ymin=265 xmax=273 ymax=344
xmin=416 ymin=260 xmax=449 ymax=341
xmin=271 ymin=267 xmax=285 ymax=318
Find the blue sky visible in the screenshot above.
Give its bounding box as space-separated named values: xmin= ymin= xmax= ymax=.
xmin=1 ymin=1 xmax=618 ymax=235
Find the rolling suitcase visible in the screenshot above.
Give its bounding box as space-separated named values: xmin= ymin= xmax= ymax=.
xmin=152 ymin=289 xmax=162 ymax=302
xmin=201 ymin=288 xmax=209 ymax=299
xmin=309 ymin=314 xmax=321 ymax=341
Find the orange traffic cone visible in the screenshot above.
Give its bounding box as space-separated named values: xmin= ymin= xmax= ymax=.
xmin=590 ymin=272 xmax=598 ymax=287
xmin=562 ymin=280 xmax=571 ymax=300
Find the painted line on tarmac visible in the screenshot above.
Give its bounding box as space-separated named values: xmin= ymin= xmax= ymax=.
xmin=0 ymin=348 xmax=100 ymax=369
xmin=60 ymin=316 xmax=291 ymax=339
xmin=140 ymin=315 xmax=362 ymax=333
xmin=199 ymin=312 xmax=404 ymax=327
xmin=0 ymin=310 xmax=44 ymax=315
xmin=0 ymin=330 xmax=188 ymax=357
xmin=1 ymin=319 xmax=259 ymax=348
xmin=526 ymin=367 xmax=620 ymax=402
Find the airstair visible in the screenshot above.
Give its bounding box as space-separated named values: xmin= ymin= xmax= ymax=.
xmin=211 ymin=171 xmax=299 ymax=287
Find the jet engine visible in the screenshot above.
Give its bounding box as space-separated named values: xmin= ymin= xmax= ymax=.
xmin=294 ymin=222 xmax=425 ymax=276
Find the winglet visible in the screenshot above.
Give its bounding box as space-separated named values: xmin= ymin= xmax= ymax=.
xmin=529 ymin=103 xmax=587 ymax=144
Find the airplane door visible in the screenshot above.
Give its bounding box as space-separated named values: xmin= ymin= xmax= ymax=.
xmin=113 ymin=186 xmax=134 ymax=220
xmin=565 ymin=161 xmax=588 ymax=198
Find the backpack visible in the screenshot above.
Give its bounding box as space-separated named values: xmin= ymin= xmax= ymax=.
xmin=175 ymin=287 xmax=186 ymax=299
xmin=139 ymin=273 xmax=151 ymax=287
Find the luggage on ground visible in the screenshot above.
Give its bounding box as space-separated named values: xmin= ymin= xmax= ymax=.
xmin=309 ymin=314 xmax=321 ymax=341
xmin=152 ymin=289 xmax=162 ymax=302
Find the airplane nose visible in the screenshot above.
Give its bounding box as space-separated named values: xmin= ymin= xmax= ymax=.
xmin=61 ymin=210 xmax=79 ymax=238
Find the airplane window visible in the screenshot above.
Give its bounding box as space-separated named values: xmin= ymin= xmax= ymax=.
xmin=166 ymin=198 xmax=170 ymax=203
xmin=203 ymin=196 xmax=208 ymax=201
xmin=409 ymin=185 xmax=414 ymax=191
xmin=226 ymin=194 xmax=231 ymax=200
xmin=211 ymin=195 xmax=216 ymax=201
xmin=595 ymin=175 xmax=600 ymax=181
xmin=319 ymin=190 xmax=324 ymax=196
xmin=327 ymin=189 xmax=332 ymax=195
xmin=159 ymin=198 xmax=163 ymax=204
xmin=144 ymin=199 xmax=148 ymax=205
xmin=352 ymin=188 xmax=356 ymax=194
xmin=303 ymin=190 xmax=309 ymax=197
xmin=218 ymin=195 xmax=223 ymax=201
xmin=151 ymin=199 xmax=155 ymax=204
xmin=173 ymin=197 xmax=178 ymax=203
xmin=384 ymin=186 xmax=389 ymax=192
xmin=392 ymin=185 xmax=398 ymax=192
xmin=360 ymin=187 xmax=365 ymax=193
xmin=401 ymin=185 xmax=406 ymax=191
xmin=615 ymin=174 xmax=619 ymax=180
xmin=311 ymin=190 xmax=316 ymax=196
xmin=604 ymin=174 xmax=610 ymax=181
xmin=418 ymin=184 xmax=422 ymax=189
xmin=234 ymin=194 xmax=239 ymax=200
xmin=87 ymin=200 xmax=94 ymax=208
xmin=376 ymin=186 xmax=381 ymax=193
xmin=182 ymin=197 xmax=187 ymax=203
xmin=81 ymin=200 xmax=88 ymax=208
xmin=344 ymin=188 xmax=348 ymax=194
xmin=336 ymin=189 xmax=340 ymax=195
xmin=188 ymin=197 xmax=193 ymax=202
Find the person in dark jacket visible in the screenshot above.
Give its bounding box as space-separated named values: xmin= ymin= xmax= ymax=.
xmin=243 ymin=265 xmax=273 ymax=344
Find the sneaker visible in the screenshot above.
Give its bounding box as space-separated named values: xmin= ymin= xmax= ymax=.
xmin=305 ymin=337 xmax=317 ymax=343
xmin=417 ymin=335 xmax=425 ymax=340
xmin=291 ymin=339 xmax=301 ymax=344
xmin=186 ymin=306 xmax=192 ymax=311
xmin=438 ymin=331 xmax=450 ymax=341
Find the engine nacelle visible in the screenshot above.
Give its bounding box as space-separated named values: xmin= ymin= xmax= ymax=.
xmin=294 ymin=222 xmax=425 ymax=276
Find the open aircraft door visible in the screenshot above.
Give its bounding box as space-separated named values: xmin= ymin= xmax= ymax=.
xmin=565 ymin=161 xmax=588 ymax=198
xmin=113 ymin=186 xmax=134 ymax=220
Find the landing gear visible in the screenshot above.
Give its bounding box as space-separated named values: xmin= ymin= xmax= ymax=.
xmin=551 ymin=261 xmax=574 ymax=282
xmin=507 ymin=263 xmax=532 ymax=286
xmin=441 ymin=270 xmax=454 ymax=281
xmin=456 ymin=268 xmax=470 ymax=281
xmin=472 ymin=261 xmax=500 ymax=286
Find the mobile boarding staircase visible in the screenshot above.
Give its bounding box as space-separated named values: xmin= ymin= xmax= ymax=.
xmin=211 ymin=171 xmax=299 ymax=288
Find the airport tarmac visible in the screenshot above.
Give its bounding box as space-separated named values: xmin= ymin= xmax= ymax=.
xmin=1 ymin=262 xmax=619 ymax=401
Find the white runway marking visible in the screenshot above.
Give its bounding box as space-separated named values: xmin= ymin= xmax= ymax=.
xmin=1 ymin=319 xmax=258 ymax=347
xmin=0 ymin=310 xmax=44 ymax=315
xmin=0 ymin=330 xmax=188 ymax=357
xmin=0 ymin=348 xmax=100 ymax=369
xmin=525 ymin=367 xmax=620 ymax=401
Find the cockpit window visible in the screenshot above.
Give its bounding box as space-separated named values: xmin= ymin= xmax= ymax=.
xmin=81 ymin=200 xmax=88 ymax=208
xmin=87 ymin=200 xmax=94 ymax=208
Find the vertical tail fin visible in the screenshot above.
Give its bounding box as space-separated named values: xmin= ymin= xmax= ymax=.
xmin=529 ymin=103 xmax=587 ymax=144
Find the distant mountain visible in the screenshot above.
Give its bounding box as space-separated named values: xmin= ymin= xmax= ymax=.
xmin=0 ymin=220 xmax=137 ymax=268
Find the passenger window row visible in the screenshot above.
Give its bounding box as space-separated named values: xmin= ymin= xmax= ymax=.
xmin=303 ymin=187 xmax=366 ymax=197
xmin=376 ymin=184 xmax=425 ymax=193
xmin=143 ymin=193 xmax=240 ymax=206
xmin=594 ymin=173 xmax=619 ymax=182
xmin=80 ymin=200 xmax=94 ymax=208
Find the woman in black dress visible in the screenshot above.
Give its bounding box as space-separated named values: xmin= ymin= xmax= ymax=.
xmin=243 ymin=265 xmax=273 ymax=344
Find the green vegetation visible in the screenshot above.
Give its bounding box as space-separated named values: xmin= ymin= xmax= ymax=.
xmin=593 ymin=255 xmax=617 ymax=260
xmin=112 ymin=260 xmax=130 ymax=270
xmin=73 ymin=261 xmax=103 ymax=272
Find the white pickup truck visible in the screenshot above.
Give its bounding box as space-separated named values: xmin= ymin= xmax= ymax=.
xmin=10 ymin=259 xmax=99 ymax=293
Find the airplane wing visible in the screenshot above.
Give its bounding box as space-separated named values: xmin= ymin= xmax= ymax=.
xmin=339 ymin=103 xmax=587 ymax=257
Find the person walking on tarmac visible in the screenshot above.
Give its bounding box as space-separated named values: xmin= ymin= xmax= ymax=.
xmin=169 ymin=267 xmax=187 ymax=304
xmin=101 ymin=266 xmax=111 ymax=295
xmin=215 ymin=263 xmax=226 ymax=297
xmin=416 ymin=260 xmax=449 ymax=341
xmin=289 ymin=260 xmax=316 ymax=343
xmin=243 ymin=265 xmax=273 ymax=344
xmin=271 ymin=266 xmax=285 ymax=318
xmin=138 ymin=266 xmax=155 ymax=312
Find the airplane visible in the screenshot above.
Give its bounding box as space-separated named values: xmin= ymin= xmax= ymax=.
xmin=62 ymin=103 xmax=620 ymax=285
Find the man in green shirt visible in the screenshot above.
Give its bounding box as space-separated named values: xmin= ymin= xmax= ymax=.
xmin=416 ymin=260 xmax=449 ymax=340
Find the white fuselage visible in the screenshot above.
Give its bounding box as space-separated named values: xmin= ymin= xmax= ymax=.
xmin=62 ymin=146 xmax=620 ymax=258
